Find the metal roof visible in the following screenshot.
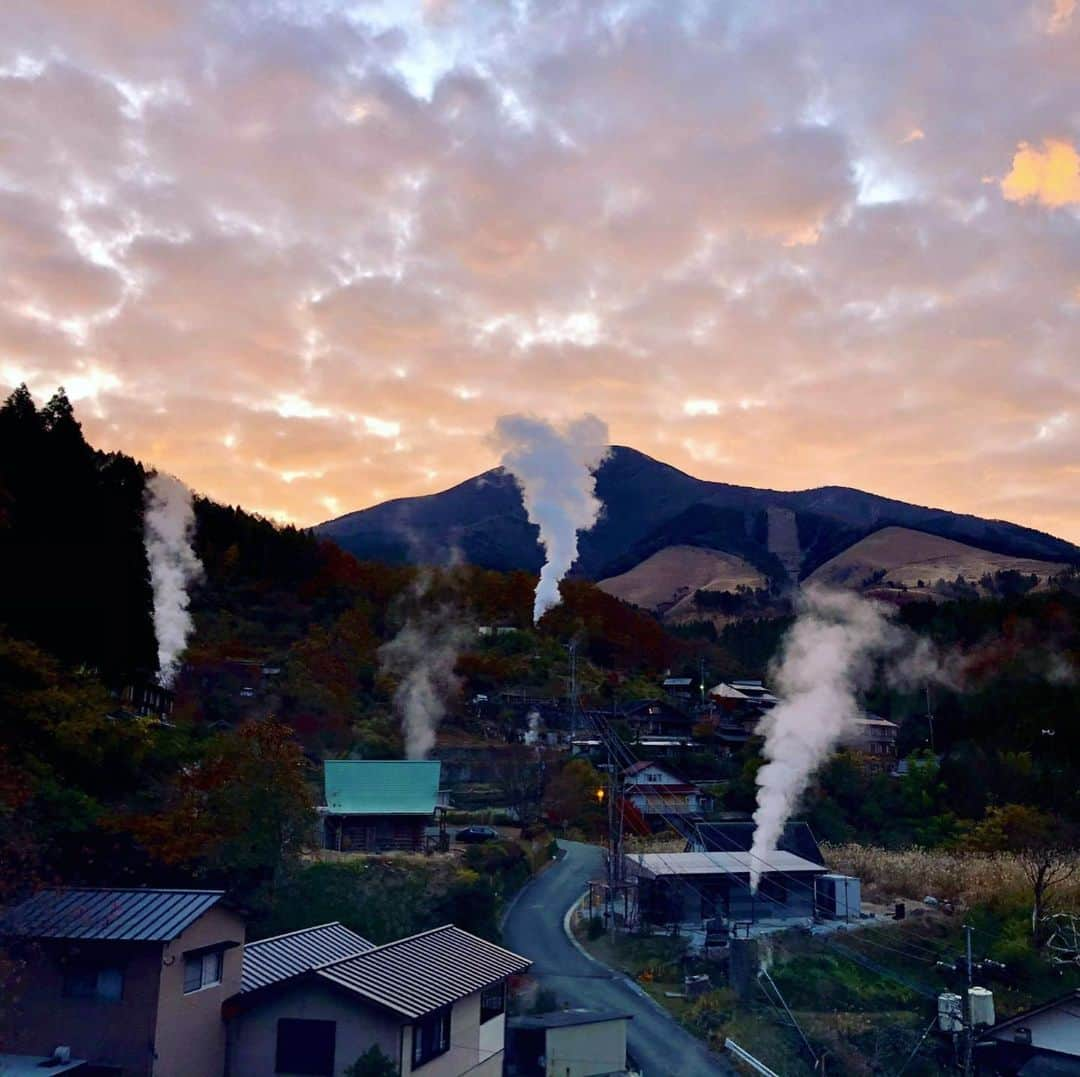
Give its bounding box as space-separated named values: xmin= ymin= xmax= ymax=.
xmin=316 ymin=925 xmax=531 ymax=1019
xmin=2 ymin=888 xmax=224 ymax=942
xmin=692 ymin=822 xmax=825 ymax=866
xmin=629 ymin=850 xmax=825 ymax=878
xmin=509 ymin=1009 xmax=632 ymax=1030
xmin=242 ymin=922 xmax=374 ymax=993
xmin=324 ymin=760 xmax=441 ymax=815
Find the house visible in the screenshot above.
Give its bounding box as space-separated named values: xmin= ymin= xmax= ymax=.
xmin=0 ymin=887 xmax=245 ymax=1077
xmin=226 ymin=923 xmax=531 ymax=1077
xmin=687 ymin=821 xmax=825 ymax=866
xmin=321 ymin=760 xmax=442 ymax=852
xmin=846 ymin=715 xmax=900 ymax=773
xmin=621 ymin=762 xmax=708 ymax=824
xmin=506 ymin=1009 xmax=633 ymax=1077
xmin=618 ymin=698 xmax=694 ymax=738
xmin=626 ymin=850 xmax=827 ymax=928
xmin=661 ymin=676 xmax=695 ymax=701
xmin=975 ymin=988 xmax=1080 ymax=1075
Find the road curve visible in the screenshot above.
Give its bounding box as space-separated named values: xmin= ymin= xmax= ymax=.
xmin=502 ymin=840 xmax=731 ymax=1077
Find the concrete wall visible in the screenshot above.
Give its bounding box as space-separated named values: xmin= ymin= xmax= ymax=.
xmin=229 ymin=980 xmax=508 ymax=1077
xmin=546 ymin=1020 xmax=627 ymax=1077
xmin=154 ymin=905 xmax=245 ymax=1077
xmin=1 ymin=937 xmax=162 ymax=1074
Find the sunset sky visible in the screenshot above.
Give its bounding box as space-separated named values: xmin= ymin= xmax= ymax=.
xmin=2 ymin=1 xmax=1078 ymax=542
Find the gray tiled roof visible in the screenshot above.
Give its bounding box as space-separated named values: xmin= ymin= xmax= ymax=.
xmin=242 ymin=922 xmax=374 ymax=993
xmin=317 ymin=925 xmax=531 ymax=1019
xmin=2 ymin=888 xmax=224 ymax=942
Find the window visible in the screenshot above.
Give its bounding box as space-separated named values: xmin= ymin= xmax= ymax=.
xmin=275 ymin=1018 xmax=336 ymax=1076
xmin=63 ymin=964 xmax=124 ymax=1001
xmin=183 ymin=949 xmax=223 ymax=993
xmin=480 ymin=982 xmax=505 ymax=1023
xmin=412 ymin=1007 xmax=451 ymax=1068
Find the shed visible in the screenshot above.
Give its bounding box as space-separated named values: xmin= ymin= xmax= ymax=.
xmin=506 ymin=1010 xmax=632 ymax=1077
xmin=626 ymin=850 xmax=826 ymax=927
xmin=322 ymin=760 xmax=442 ymax=852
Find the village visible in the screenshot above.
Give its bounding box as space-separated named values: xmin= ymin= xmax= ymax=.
xmin=4 ymin=652 xmax=1077 ymax=1077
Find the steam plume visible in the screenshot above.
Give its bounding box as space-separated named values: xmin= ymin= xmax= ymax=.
xmin=379 ymin=585 xmax=471 ymax=759
xmin=748 ymin=588 xmax=906 ymax=890
xmin=143 ymin=472 xmax=203 ymax=687
xmin=493 ymin=414 xmax=609 ymax=622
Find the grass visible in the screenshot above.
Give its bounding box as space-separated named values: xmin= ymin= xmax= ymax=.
xmin=822 ymin=842 xmax=1080 ymax=908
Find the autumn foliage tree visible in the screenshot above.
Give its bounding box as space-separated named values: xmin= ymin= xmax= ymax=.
xmin=118 ymin=721 xmax=315 ymax=905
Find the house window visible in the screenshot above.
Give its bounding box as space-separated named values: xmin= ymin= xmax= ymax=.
xmin=412 ymin=1007 xmax=451 ymax=1068
xmin=183 ymin=949 xmax=223 ymax=993
xmin=275 ymin=1018 xmax=336 ymax=1076
xmin=63 ymin=964 xmax=124 ymax=1001
xmin=480 ymin=982 xmax=505 ymax=1023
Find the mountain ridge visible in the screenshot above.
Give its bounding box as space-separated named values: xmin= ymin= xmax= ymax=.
xmin=317 ymin=445 xmax=1080 ymax=583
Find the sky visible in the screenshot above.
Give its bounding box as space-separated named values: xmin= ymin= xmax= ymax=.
xmin=1 ymin=1 xmax=1079 ymax=543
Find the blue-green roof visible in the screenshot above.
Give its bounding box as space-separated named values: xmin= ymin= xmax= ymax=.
xmin=324 ymin=760 xmax=441 ymax=815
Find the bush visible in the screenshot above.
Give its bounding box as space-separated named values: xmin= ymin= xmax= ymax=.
xmin=343 ymin=1045 xmax=397 ymax=1077
xmin=587 ymin=916 xmax=606 ymax=940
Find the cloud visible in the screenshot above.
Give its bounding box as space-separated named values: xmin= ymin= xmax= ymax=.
xmin=1001 ymin=139 xmax=1080 ymax=207
xmin=0 ymin=0 xmax=1077 ymax=544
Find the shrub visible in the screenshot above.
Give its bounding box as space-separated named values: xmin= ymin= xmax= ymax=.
xmin=343 ymin=1045 xmax=397 ymax=1077
xmin=587 ymin=916 xmax=606 ymax=940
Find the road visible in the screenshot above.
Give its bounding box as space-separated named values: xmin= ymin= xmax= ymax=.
xmin=502 ymin=840 xmax=731 ymax=1077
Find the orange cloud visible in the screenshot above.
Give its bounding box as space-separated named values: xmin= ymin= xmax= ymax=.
xmin=1001 ymin=139 xmax=1080 ymax=207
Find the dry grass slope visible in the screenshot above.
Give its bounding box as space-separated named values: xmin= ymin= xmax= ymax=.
xmin=808 ymin=526 xmax=1067 ymax=590
xmin=597 ymin=544 xmax=766 ymax=613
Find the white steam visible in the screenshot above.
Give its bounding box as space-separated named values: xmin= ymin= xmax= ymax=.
xmin=379 ymin=605 xmax=471 ymax=760
xmin=493 ymin=414 xmax=609 ymax=622
xmin=143 ymin=472 xmax=203 ymax=688
xmin=748 ymin=587 xmax=907 ymax=891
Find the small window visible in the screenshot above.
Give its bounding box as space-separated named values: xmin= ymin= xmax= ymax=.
xmin=412 ymin=1007 xmax=451 ymax=1068
xmin=63 ymin=964 xmax=124 ymax=1001
xmin=480 ymin=982 xmax=505 ymax=1023
xmin=275 ymin=1018 xmax=336 ymax=1076
xmin=183 ymin=949 xmax=223 ymax=994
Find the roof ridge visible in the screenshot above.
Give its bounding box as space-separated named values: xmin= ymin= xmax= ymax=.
xmin=39 ymin=887 xmax=225 ymax=895
xmin=246 ymin=922 xmax=351 ymax=947
xmin=313 ymin=924 xmax=453 ymax=972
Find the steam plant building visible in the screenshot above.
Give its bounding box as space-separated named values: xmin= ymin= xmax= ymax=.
xmin=321 ymin=760 xmax=443 ymax=853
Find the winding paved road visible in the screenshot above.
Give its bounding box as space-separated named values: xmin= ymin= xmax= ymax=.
xmin=502 ymin=840 xmax=730 ymax=1077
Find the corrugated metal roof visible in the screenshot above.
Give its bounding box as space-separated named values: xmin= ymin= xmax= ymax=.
xmin=316 ymin=925 xmax=530 ymax=1018
xmin=242 ymin=922 xmax=374 ymax=993
xmin=2 ymin=888 xmax=224 ymax=942
xmin=629 ymin=850 xmax=825 ymax=878
xmin=324 ymin=760 xmax=441 ymax=815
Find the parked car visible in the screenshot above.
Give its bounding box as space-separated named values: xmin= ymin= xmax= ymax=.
xmin=455 ymin=825 xmax=500 ymax=844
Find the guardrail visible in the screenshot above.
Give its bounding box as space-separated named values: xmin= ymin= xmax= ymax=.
xmin=723 ymin=1038 xmax=781 ymax=1077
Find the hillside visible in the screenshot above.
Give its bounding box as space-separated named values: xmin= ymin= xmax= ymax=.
xmin=808 ymin=526 xmax=1071 ymax=590
xmin=597 ymin=545 xmax=766 ymax=614
xmin=318 ymin=446 xmax=1080 ymax=586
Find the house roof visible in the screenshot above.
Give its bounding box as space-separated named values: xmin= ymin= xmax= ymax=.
xmin=1 ymin=888 xmax=225 ymax=942
xmin=630 ymin=850 xmax=825 ymax=878
xmin=662 ymin=678 xmax=693 ymax=687
xmin=316 ymin=925 xmax=530 ymax=1019
xmin=242 ymin=922 xmax=374 ymax=993
xmin=509 ymin=1009 xmax=633 ymax=1030
xmin=324 ymin=760 xmax=441 ymax=815
xmin=853 ymin=716 xmax=899 ymax=729
xmin=623 ymin=760 xmax=657 ymax=777
xmin=979 ymin=988 xmax=1080 ymax=1058
xmin=691 ymin=822 xmax=825 ymax=866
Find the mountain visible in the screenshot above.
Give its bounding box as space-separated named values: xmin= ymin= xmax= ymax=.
xmin=316 ymin=446 xmax=1080 ymax=588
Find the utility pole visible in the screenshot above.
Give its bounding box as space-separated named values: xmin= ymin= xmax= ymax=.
xmin=962 ymin=924 xmax=974 ymax=1077
xmin=699 ymin=655 xmax=706 ymax=707
xmin=925 ymin=684 xmax=936 ymax=753
xmin=567 ymin=640 xmax=578 ymax=741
